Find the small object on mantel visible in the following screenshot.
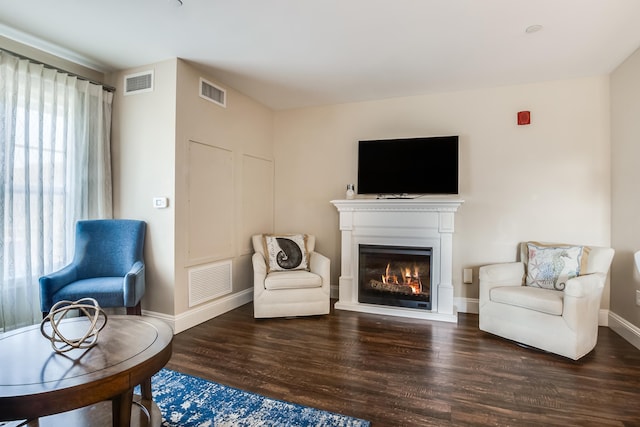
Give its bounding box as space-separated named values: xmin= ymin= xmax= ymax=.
xmin=40 ymin=297 xmax=108 ymax=354
xmin=346 ymin=184 xmax=355 ymax=199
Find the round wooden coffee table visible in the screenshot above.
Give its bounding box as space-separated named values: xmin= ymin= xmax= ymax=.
xmin=0 ymin=315 xmax=173 ymax=426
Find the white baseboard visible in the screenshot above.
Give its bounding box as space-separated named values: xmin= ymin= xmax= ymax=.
xmin=608 ymin=311 xmax=640 ymax=351
xmin=455 ymin=297 xmax=479 ymax=314
xmin=142 ymin=288 xmax=253 ymax=334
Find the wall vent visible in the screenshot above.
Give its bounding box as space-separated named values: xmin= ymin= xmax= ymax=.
xmin=199 ymin=77 xmax=226 ymax=107
xmin=124 ymin=70 xmax=154 ymax=95
xmin=188 ymin=260 xmax=232 ymax=307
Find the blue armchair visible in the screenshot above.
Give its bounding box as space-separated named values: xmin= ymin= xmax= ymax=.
xmin=39 ymin=219 xmax=147 ymax=316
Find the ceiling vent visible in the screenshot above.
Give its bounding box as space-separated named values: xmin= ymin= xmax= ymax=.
xmin=199 ymin=77 xmax=226 ymax=107
xmin=124 ymin=70 xmax=154 ymax=95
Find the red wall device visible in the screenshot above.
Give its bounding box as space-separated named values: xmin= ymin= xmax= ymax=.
xmin=517 ymin=111 xmax=531 ymax=125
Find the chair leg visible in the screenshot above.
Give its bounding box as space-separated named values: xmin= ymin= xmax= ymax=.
xmin=126 ymin=302 xmax=142 ymax=316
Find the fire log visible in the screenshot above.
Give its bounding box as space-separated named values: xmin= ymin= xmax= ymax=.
xmin=369 ymin=279 xmax=414 ymax=295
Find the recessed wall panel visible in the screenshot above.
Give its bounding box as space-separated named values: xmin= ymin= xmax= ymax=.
xmin=187 ymin=140 xmax=234 ymax=263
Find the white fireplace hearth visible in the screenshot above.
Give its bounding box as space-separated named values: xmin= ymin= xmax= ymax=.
xmin=331 ymin=198 xmax=464 ymax=323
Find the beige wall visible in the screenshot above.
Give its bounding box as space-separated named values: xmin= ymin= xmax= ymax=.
xmin=173 ymin=59 xmax=274 ymax=315
xmin=611 ymin=46 xmax=640 ymax=327
xmin=108 ymin=59 xmax=178 ymax=315
xmin=111 ymin=59 xmax=274 ymax=324
xmin=273 ymin=77 xmax=611 ymax=305
xmin=110 ymin=58 xmax=274 ymax=324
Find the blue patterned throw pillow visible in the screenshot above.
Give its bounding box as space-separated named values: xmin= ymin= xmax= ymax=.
xmin=525 ymin=242 xmax=590 ymax=291
xmin=263 ymin=234 xmax=309 ymax=272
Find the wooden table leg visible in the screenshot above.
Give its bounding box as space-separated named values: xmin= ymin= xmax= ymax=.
xmin=111 ymin=388 xmax=133 ymax=427
xmin=140 ymin=378 xmax=152 ymax=401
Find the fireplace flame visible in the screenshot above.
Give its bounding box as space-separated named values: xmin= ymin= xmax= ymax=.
xmin=381 ymin=263 xmax=422 ymax=293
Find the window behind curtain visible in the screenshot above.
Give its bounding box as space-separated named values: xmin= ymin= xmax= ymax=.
xmin=0 ymin=50 xmax=113 ymax=332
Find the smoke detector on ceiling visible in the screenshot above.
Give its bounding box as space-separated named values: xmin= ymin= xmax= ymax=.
xmin=525 ymin=24 xmax=543 ymax=34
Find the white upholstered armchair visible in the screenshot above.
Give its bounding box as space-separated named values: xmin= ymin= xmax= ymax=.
xmin=252 ymin=234 xmax=330 ymax=318
xmin=479 ymin=242 xmax=614 ymax=360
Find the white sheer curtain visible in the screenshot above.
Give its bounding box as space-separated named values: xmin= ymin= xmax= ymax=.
xmin=0 ymin=50 xmax=113 ymax=332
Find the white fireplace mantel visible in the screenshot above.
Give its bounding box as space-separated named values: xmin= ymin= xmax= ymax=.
xmin=330 ymin=198 xmax=464 ymax=323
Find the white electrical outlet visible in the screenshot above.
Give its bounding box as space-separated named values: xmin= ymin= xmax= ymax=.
xmin=463 ymin=268 xmax=473 ymax=284
xmin=636 ymin=290 xmax=640 ymax=306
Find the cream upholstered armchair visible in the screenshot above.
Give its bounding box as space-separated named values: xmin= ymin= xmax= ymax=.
xmin=252 ymin=234 xmax=330 ymax=318
xmin=479 ymin=242 xmax=614 ymax=360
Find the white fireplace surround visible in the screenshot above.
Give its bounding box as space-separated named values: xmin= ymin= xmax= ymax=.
xmin=331 ymin=198 xmax=464 ymax=323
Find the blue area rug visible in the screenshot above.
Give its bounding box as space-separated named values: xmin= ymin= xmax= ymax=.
xmin=142 ymin=368 xmax=371 ymax=427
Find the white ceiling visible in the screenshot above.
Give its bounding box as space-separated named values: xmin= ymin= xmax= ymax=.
xmin=1 ymin=0 xmax=640 ymax=110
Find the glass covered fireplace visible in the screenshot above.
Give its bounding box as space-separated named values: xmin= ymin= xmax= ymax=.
xmin=358 ymin=244 xmax=432 ymax=310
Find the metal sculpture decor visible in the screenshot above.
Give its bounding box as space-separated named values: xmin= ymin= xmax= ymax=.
xmin=40 ymin=298 xmax=108 ymax=354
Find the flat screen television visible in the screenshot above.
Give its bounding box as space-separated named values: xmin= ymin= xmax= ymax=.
xmin=357 ymin=136 xmax=459 ymax=196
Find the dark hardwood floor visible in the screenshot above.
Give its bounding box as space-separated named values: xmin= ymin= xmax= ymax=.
xmin=166 ymin=301 xmax=640 ymax=426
